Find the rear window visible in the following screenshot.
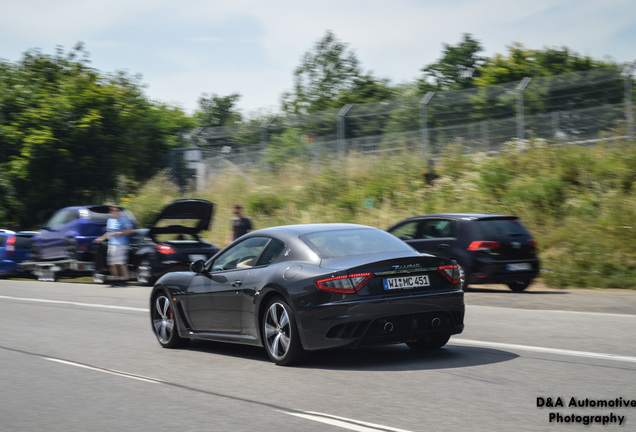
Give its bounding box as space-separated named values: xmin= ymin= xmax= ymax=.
xmin=477 ymin=218 xmax=530 ymax=238
xmin=14 ymin=236 xmax=33 ymax=249
xmin=301 ymin=228 xmax=413 ymax=259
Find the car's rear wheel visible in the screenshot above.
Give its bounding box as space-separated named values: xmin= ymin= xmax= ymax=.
xmin=507 ymin=280 xmax=532 ymax=292
xmin=151 ymin=291 xmax=188 ymax=348
xmin=407 ymin=334 xmax=451 ymax=351
xmin=262 ymin=297 xmax=305 ymax=366
xmin=137 ymin=258 xmax=155 ymax=286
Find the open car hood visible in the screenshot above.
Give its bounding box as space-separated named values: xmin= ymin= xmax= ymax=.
xmin=147 ymin=199 xmax=214 ymax=236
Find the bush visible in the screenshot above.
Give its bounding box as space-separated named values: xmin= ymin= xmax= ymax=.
xmin=124 ymin=138 xmax=636 ymax=289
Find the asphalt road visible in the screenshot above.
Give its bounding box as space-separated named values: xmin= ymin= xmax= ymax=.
xmin=1 ymin=278 xmax=635 ymax=432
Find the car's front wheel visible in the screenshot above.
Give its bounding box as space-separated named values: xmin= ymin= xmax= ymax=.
xmin=151 ymin=291 xmax=188 ymax=348
xmin=262 ymin=297 xmax=305 ymax=366
xmin=507 ymin=280 xmax=532 ymax=292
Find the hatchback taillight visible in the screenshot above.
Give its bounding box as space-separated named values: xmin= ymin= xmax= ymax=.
xmin=528 ymin=239 xmax=537 ymax=247
xmin=315 ymin=272 xmax=373 ymax=294
xmin=155 ymin=244 xmax=176 ymax=254
xmin=467 ymin=241 xmax=502 ymax=251
xmin=6 ymin=236 xmax=15 ymax=256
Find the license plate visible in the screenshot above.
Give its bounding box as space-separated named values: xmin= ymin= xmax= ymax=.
xmin=383 ymin=275 xmax=430 ymax=290
xmin=507 ymin=263 xmax=532 ymax=271
xmin=189 ymin=254 xmax=207 ymax=262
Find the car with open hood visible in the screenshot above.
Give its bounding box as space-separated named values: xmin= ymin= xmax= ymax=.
xmin=93 ymin=199 xmax=220 ymax=285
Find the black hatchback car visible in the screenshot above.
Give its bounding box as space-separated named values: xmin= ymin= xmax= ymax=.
xmin=387 ymin=213 xmax=540 ymax=291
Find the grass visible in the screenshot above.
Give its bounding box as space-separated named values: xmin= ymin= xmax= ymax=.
xmin=120 ymin=136 xmax=636 ymax=290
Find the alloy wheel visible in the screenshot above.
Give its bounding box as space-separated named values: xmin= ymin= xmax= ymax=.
xmin=264 ymin=301 xmax=291 ymax=361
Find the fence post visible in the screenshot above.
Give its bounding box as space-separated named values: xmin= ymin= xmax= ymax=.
xmin=260 ymin=116 xmax=276 ymax=147
xmin=624 ymin=61 xmax=636 ymax=139
xmin=338 ymin=104 xmax=352 ymax=155
xmin=516 ymin=77 xmax=532 ymax=140
xmin=420 ymin=92 xmax=435 ymax=160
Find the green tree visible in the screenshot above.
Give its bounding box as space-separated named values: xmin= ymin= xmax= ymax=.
xmin=418 ymin=33 xmax=485 ymax=92
xmin=195 ymin=92 xmax=243 ymax=127
xmin=0 ymin=43 xmax=193 ymax=229
xmin=282 ymin=30 xmax=362 ymax=114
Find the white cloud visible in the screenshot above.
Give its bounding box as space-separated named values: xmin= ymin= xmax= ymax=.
xmin=1 ymin=0 xmax=634 ymax=114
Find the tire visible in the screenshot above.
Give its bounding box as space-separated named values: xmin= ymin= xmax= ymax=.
xmin=151 ymin=291 xmax=188 ymax=348
xmin=137 ymin=258 xmax=155 ymax=286
xmin=507 ymin=280 xmax=532 ymax=292
xmin=407 ymin=334 xmax=451 ymax=351
xmin=262 ymin=297 xmax=305 ymax=366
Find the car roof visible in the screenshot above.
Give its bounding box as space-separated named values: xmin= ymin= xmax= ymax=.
xmin=402 ymin=213 xmax=518 ymax=220
xmin=254 ymin=223 xmax=374 ymax=236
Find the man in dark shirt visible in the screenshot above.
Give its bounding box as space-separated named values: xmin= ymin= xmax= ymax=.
xmin=231 ymin=205 xmax=253 ymax=241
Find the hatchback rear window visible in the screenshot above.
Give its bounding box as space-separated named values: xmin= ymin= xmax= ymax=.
xmin=477 ymin=218 xmax=530 ymax=238
xmin=14 ymin=236 xmax=33 ymax=249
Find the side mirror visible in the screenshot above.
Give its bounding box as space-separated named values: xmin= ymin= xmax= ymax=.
xmin=190 ymin=259 xmax=206 ymax=274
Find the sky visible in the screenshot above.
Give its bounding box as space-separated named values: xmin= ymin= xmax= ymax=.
xmin=1 ymin=0 xmax=635 ymax=116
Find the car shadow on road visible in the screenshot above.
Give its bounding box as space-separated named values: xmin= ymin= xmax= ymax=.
xmin=184 ymin=340 xmax=518 ymax=371
xmin=302 ymin=344 xmax=518 ymax=371
xmin=464 ymin=286 xmax=567 ymax=295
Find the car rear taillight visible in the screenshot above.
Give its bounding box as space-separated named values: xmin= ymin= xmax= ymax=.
xmin=438 ymin=265 xmax=460 ymax=284
xmin=155 ymin=244 xmax=176 ymax=254
xmin=467 ymin=241 xmax=502 ymax=251
xmin=528 ymin=239 xmax=537 ymax=247
xmin=315 ymin=272 xmax=373 ymax=294
xmin=6 ymin=236 xmax=15 ymax=256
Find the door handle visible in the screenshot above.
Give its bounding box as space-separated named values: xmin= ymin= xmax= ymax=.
xmin=438 ymin=244 xmax=450 ymax=249
xmin=231 ymin=280 xmax=242 ymax=287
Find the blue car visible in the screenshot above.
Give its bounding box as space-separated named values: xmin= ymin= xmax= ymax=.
xmin=31 ymin=206 xmax=137 ymax=262
xmin=0 ymin=230 xmax=37 ymax=277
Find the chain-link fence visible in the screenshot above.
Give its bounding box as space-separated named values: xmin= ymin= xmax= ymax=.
xmin=173 ymin=65 xmax=635 ymax=187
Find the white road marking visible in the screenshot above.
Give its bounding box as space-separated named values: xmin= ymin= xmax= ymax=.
xmin=3 ymin=294 xmax=636 ymax=364
xmin=44 ymin=358 xmax=163 ymax=383
xmin=452 ymin=338 xmax=636 ymax=363
xmin=279 ymin=411 xmax=414 ymax=432
xmin=0 ymin=295 xmax=148 ymax=312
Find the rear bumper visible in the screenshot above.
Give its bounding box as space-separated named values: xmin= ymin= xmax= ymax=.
xmin=468 ymin=258 xmax=540 ymax=284
xmin=295 ymin=290 xmax=465 ymax=351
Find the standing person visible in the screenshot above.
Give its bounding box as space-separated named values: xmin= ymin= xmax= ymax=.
xmin=230 ymin=205 xmax=253 ymax=242
xmin=94 ymin=206 xmax=134 ymax=286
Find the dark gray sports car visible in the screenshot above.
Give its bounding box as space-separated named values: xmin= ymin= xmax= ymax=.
xmin=150 ymin=223 xmax=465 ymax=365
